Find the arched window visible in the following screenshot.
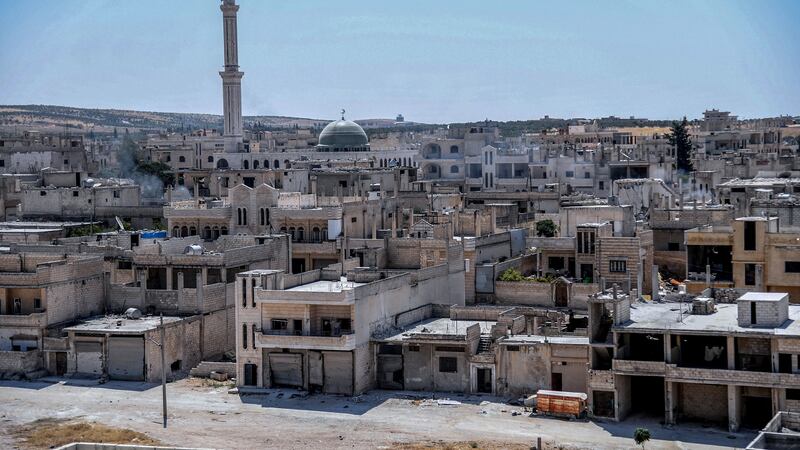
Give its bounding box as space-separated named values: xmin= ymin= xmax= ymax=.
xmin=288 ymin=227 xmax=296 ymax=241
xmin=189 ymin=226 xmax=197 ymax=236
xmin=312 ymin=227 xmax=320 ymax=242
xmin=179 ymin=156 xmax=186 ymax=163
xmin=217 ymin=159 xmax=229 ymax=169
xmin=180 ymin=226 xmax=188 ymax=237
xmin=259 ymin=208 xmax=266 ymax=226
xmin=264 ymin=160 xmax=269 ymax=169
xmin=279 ymin=226 xmax=287 ymax=234
xmin=172 ymin=226 xmax=179 ymax=237
xmin=321 ymin=227 xmax=328 ymax=240
xmin=237 ymin=208 xmax=242 ymax=225
xmin=450 ymin=145 xmax=459 ymax=154
xmin=243 ymin=160 xmax=249 ymax=170
xmin=208 ymin=156 xmax=214 ymax=163
xmin=221 ymin=226 xmax=228 ymax=235
xmin=203 ymin=226 xmax=211 ymax=240
xmin=242 ymin=208 xmax=247 ymax=225
xmin=450 ymin=165 xmax=459 ymax=174
xmin=242 ymin=324 xmax=248 ymax=349
xmin=297 ymin=227 xmax=304 ymax=242
xmin=274 ymin=160 xmax=280 ymax=169
xmin=253 ymin=160 xmax=259 ymax=169
xmin=212 ymin=226 xmax=220 ymax=239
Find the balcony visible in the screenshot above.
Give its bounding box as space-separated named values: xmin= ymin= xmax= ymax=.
xmin=613 ymin=359 xmax=666 ymax=376
xmin=0 ymin=312 xmax=47 ymax=328
xmin=255 ymin=331 xmax=356 ymax=351
xmin=666 ymin=364 xmax=800 ymax=388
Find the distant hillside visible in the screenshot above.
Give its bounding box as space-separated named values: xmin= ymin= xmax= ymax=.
xmin=0 ymin=104 xmax=332 ymax=134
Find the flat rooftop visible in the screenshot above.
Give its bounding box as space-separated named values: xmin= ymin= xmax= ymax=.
xmin=64 ymin=315 xmax=183 ymax=335
xmin=379 ymin=318 xmax=495 ymax=342
xmin=739 ymin=292 xmax=787 ymax=302
xmin=620 ymin=302 xmax=800 ymax=335
xmin=285 ymin=278 xmax=365 ymax=293
xmin=501 ymin=335 xmax=590 ymax=345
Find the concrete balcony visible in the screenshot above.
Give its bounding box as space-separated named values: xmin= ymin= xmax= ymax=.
xmin=613 ymin=359 xmax=666 ymax=376
xmin=0 ymin=312 xmax=47 ymax=328
xmin=42 ymin=337 xmax=68 ymax=351
xmin=292 ymin=241 xmax=338 ymax=255
xmin=666 ymin=364 xmax=800 ymax=388
xmin=588 ymin=369 xmax=615 ymax=390
xmin=255 ymin=331 xmax=356 ymax=351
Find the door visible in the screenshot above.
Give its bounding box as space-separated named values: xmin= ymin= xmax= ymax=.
xmin=269 ymin=353 xmax=303 ymax=387
xmin=55 ymin=352 xmax=67 ymax=376
xmin=551 ymin=372 xmax=563 ymax=391
xmin=323 ymin=351 xmax=353 ymax=395
xmin=243 ymin=363 xmax=257 ymax=386
xmin=75 ymin=341 xmax=102 ymax=377
xmin=554 ymin=281 xmax=569 ymax=307
xmin=476 ymin=368 xmax=492 ymax=393
xmin=108 ymin=337 xmax=145 ymax=381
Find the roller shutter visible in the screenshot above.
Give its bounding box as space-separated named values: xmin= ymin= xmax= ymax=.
xmin=323 ymin=351 xmax=353 ymax=395
xmin=269 ymin=353 xmax=303 ymax=387
xmin=75 ymin=341 xmax=102 ymax=377
xmin=108 ymin=337 xmax=145 ymax=381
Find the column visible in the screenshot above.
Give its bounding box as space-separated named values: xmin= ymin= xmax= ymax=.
xmin=664 ymin=381 xmax=675 ymax=426
xmin=166 ymin=267 xmax=173 ymax=291
xmin=196 ymin=272 xmax=204 ymax=312
xmin=727 ymin=385 xmax=740 ymax=432
xmin=304 ymin=305 xmax=311 ymax=336
xmin=726 ymin=335 xmax=735 ymax=370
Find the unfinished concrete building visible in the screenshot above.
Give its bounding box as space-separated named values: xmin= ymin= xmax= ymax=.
xmin=0 ymin=252 xmax=105 ymax=376
xmin=685 ymin=216 xmax=800 ymax=301
xmin=587 ymin=288 xmax=800 ymax=432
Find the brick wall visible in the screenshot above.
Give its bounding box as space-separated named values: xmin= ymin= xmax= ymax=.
xmin=679 ymin=383 xmax=728 ymax=423
xmin=0 ymin=350 xmax=40 ymax=373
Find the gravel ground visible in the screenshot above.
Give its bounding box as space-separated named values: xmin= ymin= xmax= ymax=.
xmin=0 ymin=378 xmax=753 ymax=449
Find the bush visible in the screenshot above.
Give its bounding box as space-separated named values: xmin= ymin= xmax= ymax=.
xmin=633 ymin=427 xmax=651 ymax=449
xmin=498 ymin=268 xmax=526 ymax=282
xmin=536 ymin=219 xmax=558 ymax=237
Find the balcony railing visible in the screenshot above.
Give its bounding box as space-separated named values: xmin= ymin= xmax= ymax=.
xmin=588 ymin=369 xmax=615 ymax=390
xmin=665 ymin=364 xmax=800 ymax=388
xmin=613 ymin=359 xmax=666 ymax=375
xmin=255 ymin=331 xmax=356 ymax=351
xmin=0 ymin=312 xmax=47 ymax=328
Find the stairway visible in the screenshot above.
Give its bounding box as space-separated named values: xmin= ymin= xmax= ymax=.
xmin=477 ymin=336 xmax=492 ymax=354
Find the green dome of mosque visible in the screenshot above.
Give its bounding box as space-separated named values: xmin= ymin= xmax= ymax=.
xmin=317 ymin=118 xmax=369 ymax=151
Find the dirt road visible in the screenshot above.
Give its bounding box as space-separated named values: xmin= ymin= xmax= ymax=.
xmin=0 ymin=378 xmax=751 ymax=449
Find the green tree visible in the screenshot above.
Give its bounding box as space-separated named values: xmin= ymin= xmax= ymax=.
xmin=535 ymin=219 xmax=558 ymax=237
xmin=668 ymin=117 xmax=693 ymax=173
xmin=633 ymin=427 xmax=651 ymax=450
xmin=498 ymin=268 xmax=526 ymax=282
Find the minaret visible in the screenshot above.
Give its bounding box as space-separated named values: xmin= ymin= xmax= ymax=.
xmin=220 ymin=0 xmax=243 ymax=153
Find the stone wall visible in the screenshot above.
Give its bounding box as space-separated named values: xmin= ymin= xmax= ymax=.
xmin=0 ymin=350 xmax=40 ymax=373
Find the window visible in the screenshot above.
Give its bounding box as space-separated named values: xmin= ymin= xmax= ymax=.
xmin=271 ymin=319 xmax=288 ymax=330
xmin=788 ymin=389 xmax=800 ymax=401
xmin=786 ymin=261 xmax=800 ymax=273
xmin=208 ymin=156 xmax=214 ymax=163
xmin=507 ymin=345 xmax=520 ymax=352
xmin=439 ymin=357 xmax=458 ymax=373
xmin=40 ymin=191 xmax=47 ymax=196
xmin=584 ymin=172 xmax=591 ymax=179
xmin=72 ymin=191 xmax=79 ymax=197
xmin=744 ymin=221 xmax=756 ymax=251
xmin=565 ymin=171 xmax=574 ymax=178
xmin=751 ymin=301 xmax=757 ymax=325
xmin=408 ymin=345 xmax=420 ymax=352
xmin=351 ymin=217 xmax=357 ymax=223
xmin=241 ymin=278 xmax=247 ymax=307
xmin=33 ymin=298 xmax=41 ymax=309
xmin=609 ymin=260 xmax=627 ymax=273
xmin=450 ymin=145 xmax=458 ymax=154
xmin=435 ymin=346 xmax=464 ymax=352
xmin=113 ymin=190 xmax=120 ymax=198
xmin=0 ymin=160 xmax=4 ymax=167
xmin=117 ymin=261 xmax=132 ymax=270
xmin=577 ymin=231 xmax=595 ymax=254
xmin=179 ymin=156 xmax=186 ymax=163
xmin=667 ymin=242 xmax=680 ymax=251
xmin=745 ymin=263 xmax=756 ymax=286
xmin=243 ymin=160 xmax=249 ymax=169
xmin=450 ymin=165 xmax=458 ymax=174
xmin=599 ymin=181 xmax=605 ymax=190
xmin=242 ymin=324 xmax=248 ymax=349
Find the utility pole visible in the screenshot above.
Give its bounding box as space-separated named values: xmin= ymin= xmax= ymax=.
xmin=147 ymin=313 xmax=168 ymax=428
xmin=160 ymin=313 xmax=167 ymax=428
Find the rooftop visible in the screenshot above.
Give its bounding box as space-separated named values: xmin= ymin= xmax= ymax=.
xmin=738 ymin=292 xmax=787 ymax=302
xmin=285 ymin=277 xmax=365 ymax=293
xmin=379 ymin=318 xmax=494 ymax=342
xmin=64 ymin=315 xmax=183 ymax=334
xmin=619 ymin=302 xmax=800 ymax=335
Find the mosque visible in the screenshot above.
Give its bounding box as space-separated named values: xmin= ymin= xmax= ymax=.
xmin=211 ymin=0 xmax=412 ymax=172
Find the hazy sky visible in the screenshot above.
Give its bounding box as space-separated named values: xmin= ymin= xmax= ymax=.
xmin=1 ymin=0 xmax=798 ymax=123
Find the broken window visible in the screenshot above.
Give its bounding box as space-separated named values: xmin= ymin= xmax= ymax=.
xmin=438 ymin=357 xmax=457 ymax=373
xmin=785 ymin=261 xmax=800 ymax=273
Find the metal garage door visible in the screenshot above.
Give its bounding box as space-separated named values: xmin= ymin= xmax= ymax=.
xmin=108 ymin=337 xmax=145 ymax=381
xmin=75 ymin=341 xmax=102 ymax=377
xmin=323 ymin=351 xmax=353 ymax=395
xmin=269 ymin=353 xmax=303 ymax=387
